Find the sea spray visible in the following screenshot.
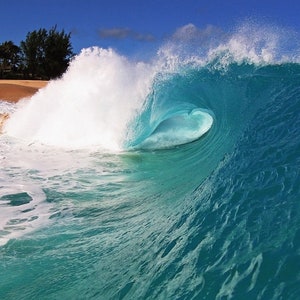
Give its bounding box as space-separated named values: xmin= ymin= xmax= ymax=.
xmin=4 ymin=47 xmax=154 ymax=151
xmin=158 ymin=21 xmax=300 ymax=69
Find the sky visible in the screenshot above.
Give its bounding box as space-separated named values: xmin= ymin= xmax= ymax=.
xmin=1 ymin=0 xmax=300 ymax=59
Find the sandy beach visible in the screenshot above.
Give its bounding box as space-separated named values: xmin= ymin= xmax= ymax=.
xmin=0 ymin=80 xmax=48 ymax=131
xmin=0 ymin=80 xmax=48 ymax=102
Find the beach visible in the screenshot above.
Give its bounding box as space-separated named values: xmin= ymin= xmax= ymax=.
xmin=0 ymin=80 xmax=48 ymax=102
xmin=0 ymin=80 xmax=48 ymax=131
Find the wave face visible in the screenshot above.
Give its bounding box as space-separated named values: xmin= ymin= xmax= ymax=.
xmin=3 ymin=47 xmax=215 ymax=151
xmin=1 ymin=22 xmax=300 ymax=299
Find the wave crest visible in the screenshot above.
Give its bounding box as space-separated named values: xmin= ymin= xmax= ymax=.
xmin=3 ymin=21 xmax=300 ymax=151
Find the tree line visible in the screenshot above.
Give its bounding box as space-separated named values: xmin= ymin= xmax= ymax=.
xmin=0 ymin=26 xmax=74 ymax=80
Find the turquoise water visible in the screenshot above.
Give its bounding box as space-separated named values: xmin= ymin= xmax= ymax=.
xmin=1 ymin=23 xmax=300 ymax=299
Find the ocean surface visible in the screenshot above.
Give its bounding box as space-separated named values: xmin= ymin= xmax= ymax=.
xmin=1 ymin=23 xmax=300 ymax=299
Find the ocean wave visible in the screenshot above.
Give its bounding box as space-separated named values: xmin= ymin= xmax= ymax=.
xmin=1 ymin=21 xmax=300 ymax=299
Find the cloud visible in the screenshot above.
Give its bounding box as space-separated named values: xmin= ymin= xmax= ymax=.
xmin=97 ymin=27 xmax=155 ymax=42
xmin=70 ymin=27 xmax=79 ymax=35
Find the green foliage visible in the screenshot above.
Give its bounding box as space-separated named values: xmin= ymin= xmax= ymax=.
xmin=43 ymin=26 xmax=73 ymax=79
xmin=20 ymin=28 xmax=47 ymax=78
xmin=0 ymin=41 xmax=21 ymax=78
xmin=1 ymin=26 xmax=74 ymax=79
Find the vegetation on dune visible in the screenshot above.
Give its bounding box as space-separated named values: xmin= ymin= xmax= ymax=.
xmin=0 ymin=26 xmax=74 ymax=80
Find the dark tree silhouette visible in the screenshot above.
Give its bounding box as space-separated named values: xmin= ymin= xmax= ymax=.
xmin=20 ymin=29 xmax=47 ymax=78
xmin=0 ymin=41 xmax=21 ymax=78
xmin=20 ymin=26 xmax=74 ymax=79
xmin=43 ymin=26 xmax=74 ymax=79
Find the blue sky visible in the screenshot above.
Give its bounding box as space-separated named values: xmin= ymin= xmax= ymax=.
xmin=1 ymin=0 xmax=300 ymax=58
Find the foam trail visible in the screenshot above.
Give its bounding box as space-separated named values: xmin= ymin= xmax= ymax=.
xmin=4 ymin=48 xmax=154 ymax=151
xmin=0 ymin=184 xmax=50 ymax=246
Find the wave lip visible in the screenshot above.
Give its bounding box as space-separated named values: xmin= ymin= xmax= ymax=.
xmin=132 ymin=108 xmax=214 ymax=149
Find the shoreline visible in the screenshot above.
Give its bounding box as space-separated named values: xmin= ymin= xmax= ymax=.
xmin=0 ymin=80 xmax=48 ymax=103
xmin=0 ymin=80 xmax=48 ymax=132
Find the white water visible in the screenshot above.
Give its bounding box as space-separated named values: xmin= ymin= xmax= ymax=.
xmin=4 ymin=48 xmax=155 ymax=151
xmin=0 ymin=183 xmax=49 ymax=246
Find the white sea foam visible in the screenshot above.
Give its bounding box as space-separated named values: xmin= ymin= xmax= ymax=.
xmin=0 ymin=135 xmax=102 ymax=246
xmin=4 ymin=48 xmax=155 ymax=151
xmin=0 ymin=183 xmax=50 ymax=246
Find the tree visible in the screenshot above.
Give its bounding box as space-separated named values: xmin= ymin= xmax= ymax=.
xmin=0 ymin=41 xmax=21 ymax=78
xmin=20 ymin=29 xmax=47 ymax=78
xmin=43 ymin=26 xmax=74 ymax=79
xmin=20 ymin=26 xmax=74 ymax=79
